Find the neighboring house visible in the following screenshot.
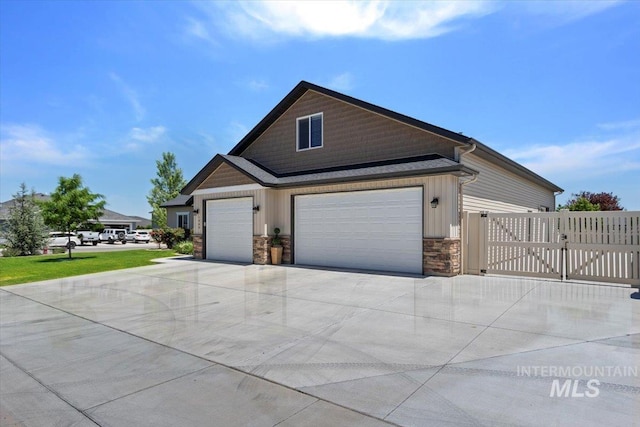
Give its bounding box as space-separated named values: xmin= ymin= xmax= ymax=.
xmin=160 ymin=195 xmax=193 ymax=234
xmin=0 ymin=195 xmax=148 ymax=231
xmin=131 ymin=216 xmax=152 ymax=229
xmin=182 ymin=81 xmax=562 ymax=276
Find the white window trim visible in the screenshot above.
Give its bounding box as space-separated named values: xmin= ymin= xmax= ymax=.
xmin=176 ymin=211 xmax=190 ymax=229
xmin=296 ymin=112 xmax=323 ymax=152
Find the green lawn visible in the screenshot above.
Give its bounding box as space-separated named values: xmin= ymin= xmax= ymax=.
xmin=0 ymin=250 xmax=178 ymax=286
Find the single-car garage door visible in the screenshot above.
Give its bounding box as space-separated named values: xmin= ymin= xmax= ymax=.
xmin=294 ymin=187 xmax=423 ymax=274
xmin=206 ymin=197 xmax=253 ymax=263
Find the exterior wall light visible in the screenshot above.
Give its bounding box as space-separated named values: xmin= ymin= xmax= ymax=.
xmin=253 ymin=205 xmax=260 ymax=212
xmin=193 ymin=208 xmax=199 ymax=214
xmin=430 ymin=197 xmax=439 ymax=208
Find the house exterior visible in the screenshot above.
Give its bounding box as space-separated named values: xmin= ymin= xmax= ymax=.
xmin=0 ymin=194 xmax=148 ymax=231
xmin=182 ymin=81 xmax=562 ymax=276
xmin=160 ymin=194 xmax=193 ymax=235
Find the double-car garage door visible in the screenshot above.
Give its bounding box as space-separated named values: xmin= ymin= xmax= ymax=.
xmin=205 ymin=188 xmax=423 ymax=274
xmin=294 ymin=187 xmax=423 ymax=274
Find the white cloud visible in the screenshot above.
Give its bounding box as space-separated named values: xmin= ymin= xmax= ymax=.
xmin=0 ymin=124 xmax=89 ymax=169
xmin=109 ymin=72 xmax=145 ymax=121
xmin=184 ymin=17 xmax=218 ymax=46
xmin=228 ymin=121 xmax=249 ymax=143
xmin=203 ymin=1 xmax=495 ymax=41
xmin=514 ymin=1 xmax=623 ymax=23
xmin=504 ymin=135 xmax=640 ymax=181
xmin=189 ymin=1 xmax=623 ymax=44
xmin=129 ymin=126 xmax=166 ymax=142
xmin=124 ymin=126 xmax=166 ymax=151
xmin=247 ymin=79 xmax=269 ymax=91
xmin=597 ymin=117 xmax=640 ymax=131
xmin=324 ymin=72 xmax=355 ymax=92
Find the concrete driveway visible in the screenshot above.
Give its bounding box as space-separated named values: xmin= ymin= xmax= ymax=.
xmin=1 ymin=260 xmax=638 ymax=426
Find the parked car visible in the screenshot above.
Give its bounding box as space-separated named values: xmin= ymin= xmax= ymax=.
xmin=48 ymin=232 xmax=82 ymax=249
xmin=76 ymin=230 xmax=100 ymax=246
xmin=126 ymin=230 xmax=151 ymax=243
xmin=99 ymin=228 xmax=128 ymax=244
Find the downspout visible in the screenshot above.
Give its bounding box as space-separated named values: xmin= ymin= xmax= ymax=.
xmin=457 ymin=143 xmax=477 ymax=275
xmin=553 ymin=190 xmax=564 ymax=211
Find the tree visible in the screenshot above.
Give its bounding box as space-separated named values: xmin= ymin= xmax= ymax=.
xmin=147 ymin=152 xmax=186 ymax=228
xmin=562 ymin=196 xmax=600 ymax=211
xmin=39 ymin=174 xmax=106 ymax=259
xmin=559 ymin=191 xmax=624 ymax=211
xmin=2 ymin=183 xmax=48 ymax=256
xmin=579 ymin=191 xmax=623 ymax=211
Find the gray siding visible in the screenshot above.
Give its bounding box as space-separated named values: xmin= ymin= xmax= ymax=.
xmin=239 ymin=91 xmax=459 ymax=174
xmin=166 ymin=207 xmax=193 ymax=229
xmin=462 ymin=153 xmax=556 ymax=213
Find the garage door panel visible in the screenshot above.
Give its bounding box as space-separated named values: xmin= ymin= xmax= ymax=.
xmin=206 ymin=198 xmax=253 ymax=263
xmin=294 ymin=188 xmax=423 ymax=274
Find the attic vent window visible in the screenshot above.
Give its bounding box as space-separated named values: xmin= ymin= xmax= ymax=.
xmin=297 ymin=113 xmax=323 ymax=151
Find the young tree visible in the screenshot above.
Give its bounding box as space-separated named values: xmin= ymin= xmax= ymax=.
xmin=39 ymin=174 xmax=106 ymax=259
xmin=2 ymin=183 xmax=48 ymax=256
xmin=147 ymin=152 xmax=186 ymax=228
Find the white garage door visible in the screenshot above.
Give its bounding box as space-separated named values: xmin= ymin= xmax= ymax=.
xmin=294 ymin=187 xmax=423 ymax=274
xmin=206 ymin=197 xmax=253 ymax=263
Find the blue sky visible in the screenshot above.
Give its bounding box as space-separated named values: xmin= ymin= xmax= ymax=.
xmin=1 ymin=0 xmax=639 ymax=216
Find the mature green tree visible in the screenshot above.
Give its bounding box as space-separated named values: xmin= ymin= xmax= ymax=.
xmin=147 ymin=152 xmax=186 ymax=228
xmin=39 ymin=174 xmax=106 ymax=259
xmin=562 ymin=196 xmax=600 ymax=211
xmin=559 ymin=191 xmax=624 ymax=211
xmin=578 ymin=191 xmax=623 ymax=211
xmin=2 ymin=183 xmax=48 ymax=256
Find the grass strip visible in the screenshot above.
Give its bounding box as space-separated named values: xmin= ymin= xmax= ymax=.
xmin=0 ymin=250 xmax=177 ymax=286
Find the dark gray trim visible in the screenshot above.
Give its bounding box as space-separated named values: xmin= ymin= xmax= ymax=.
xmin=201 ymin=198 xmax=207 ymax=258
xmin=161 ymin=195 xmax=193 ymax=208
xmin=252 ymin=154 xmax=447 ymax=178
xmin=186 ymin=154 xmax=476 ymax=194
xmin=290 ymin=194 xmax=295 ymax=265
xmin=275 ymin=165 xmax=476 ymax=188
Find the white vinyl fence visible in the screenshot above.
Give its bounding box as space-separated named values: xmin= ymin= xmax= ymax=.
xmin=464 ymin=211 xmax=640 ymax=286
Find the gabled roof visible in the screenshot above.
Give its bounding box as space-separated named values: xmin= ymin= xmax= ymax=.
xmin=228 ymin=81 xmax=472 ymax=157
xmin=0 ymin=195 xmax=147 ymax=223
xmin=185 ymin=154 xmax=476 ymax=193
xmin=183 ymin=81 xmax=562 ymax=194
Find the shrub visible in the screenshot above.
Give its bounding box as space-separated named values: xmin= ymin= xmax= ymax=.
xmin=150 ymin=227 xmax=185 ymax=249
xmin=174 ymin=241 xmax=194 ymax=255
xmin=272 ymin=227 xmax=281 ymax=246
xmin=2 ymin=247 xmax=22 ymax=257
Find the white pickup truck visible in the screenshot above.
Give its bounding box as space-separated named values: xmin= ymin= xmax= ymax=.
xmin=76 ymin=231 xmax=100 ymax=246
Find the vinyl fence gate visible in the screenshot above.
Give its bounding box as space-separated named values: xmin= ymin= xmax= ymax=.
xmin=464 ymin=211 xmax=640 ymax=286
